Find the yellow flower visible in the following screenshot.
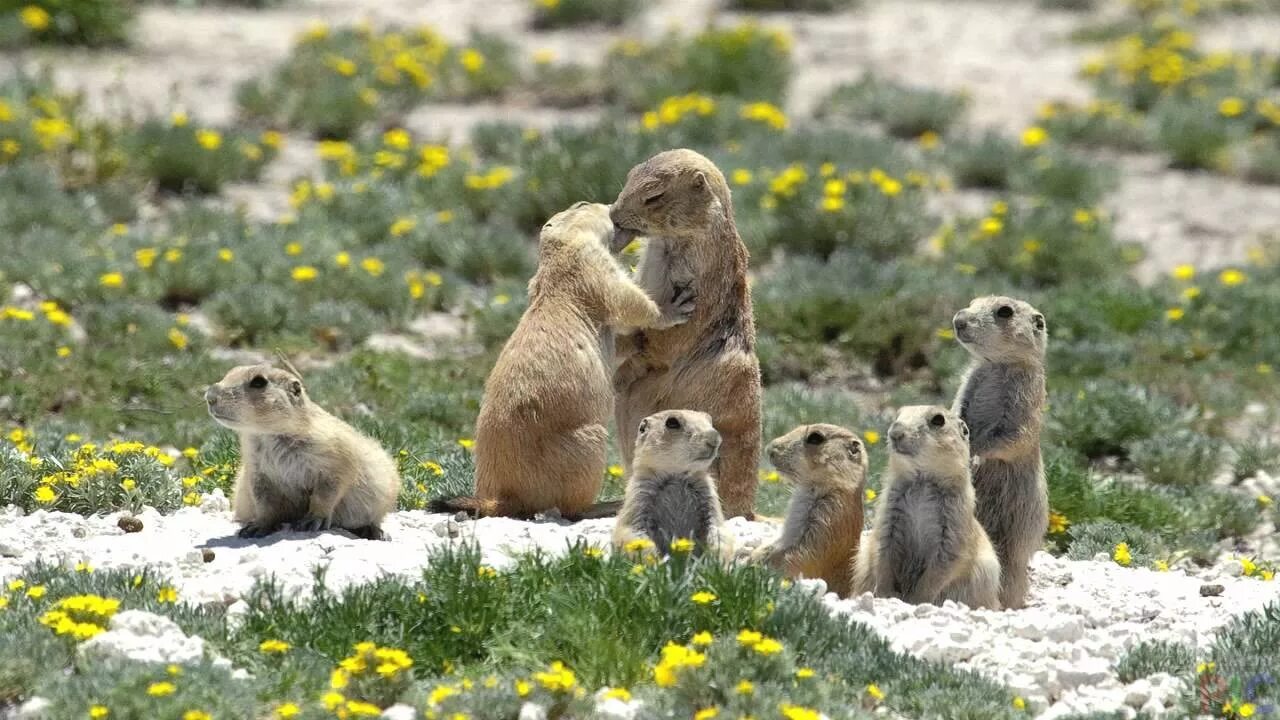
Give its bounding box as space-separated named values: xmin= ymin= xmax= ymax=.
xmin=602 ymin=687 xmax=631 ymax=702
xmin=147 ymin=682 xmax=176 ymax=697
xmin=1240 ymin=703 xmax=1257 ymax=718
xmin=216 ymin=248 xmax=234 ymax=263
xmin=1073 ymin=208 xmax=1093 ymax=226
xmin=389 ymin=217 xmax=417 ymax=237
xmin=670 ymin=537 xmax=695 ymax=553
xmin=739 ymin=102 xmax=788 ymax=131
xmin=865 ymin=488 xmax=877 ymax=503
xmin=435 ymin=210 xmax=454 ymax=224
xmin=33 ymin=486 xmax=56 ymax=504
xmin=1258 ymin=495 xmax=1274 ymax=507
xmin=1013 ymin=696 xmax=1026 ymax=710
xmin=731 ymin=168 xmax=753 ymax=185
xmin=183 ymin=712 xmax=211 ymax=720
xmin=291 ymin=266 xmax=318 ymax=282
xmin=20 ymin=5 xmax=51 ymax=31
xmin=460 ymin=49 xmax=485 ymax=73
xmin=779 ymin=705 xmax=820 ymax=720
xmin=168 ymin=327 xmax=189 ymax=350
xmin=26 ymin=585 xmax=46 ymax=599
xmin=979 ymin=217 xmax=1004 ymax=236
xmin=1182 ymin=286 xmax=1200 ymax=301
xmin=1241 ymin=557 xmax=1258 ymax=576
xmin=383 ymin=128 xmax=412 ymax=150
xmin=98 ymin=272 xmax=124 ymax=289
xmin=918 ymin=130 xmax=940 ymax=149
xmin=878 ymin=178 xmax=903 ymax=196
xmin=259 ymin=639 xmax=291 ymax=654
xmin=76 ymin=562 xmax=94 ymax=573
xmin=157 ymin=587 xmax=179 ymax=603
xmin=515 ymin=680 xmax=531 ymax=697
xmin=690 ymin=631 xmax=713 ymax=646
xmin=477 ymin=565 xmax=497 ymax=579
xmin=534 ymin=660 xmax=576 ymax=692
xmin=866 ymin=683 xmax=885 ymax=701
xmin=1048 ymin=511 xmax=1069 ymax=534
xmin=863 ymin=430 xmax=880 ymax=445
xmin=752 ymin=637 xmax=782 ymax=655
xmin=89 ymin=706 xmax=109 ymax=719
xmin=694 ymin=708 xmax=719 ymax=720
xmin=690 ymin=591 xmax=717 ymax=605
xmin=1219 ymin=268 xmax=1246 ymax=286
xmin=1165 ymin=307 xmax=1184 ymax=321
xmin=195 ymin=130 xmax=222 ymax=150
xmin=1021 ymin=126 xmax=1048 ymax=147
xmin=261 ymin=131 xmax=283 ymax=149
xmin=736 ymin=629 xmax=763 ymax=646
xmin=1113 ymin=542 xmax=1132 ymax=567
xmin=761 ymin=470 xmax=780 ymax=483
xmin=796 ymin=667 xmax=815 ymax=679
xmin=1153 ymin=560 xmax=1169 ymax=572
xmin=360 ymin=257 xmax=385 ymax=277
xmin=623 ymin=538 xmax=654 ymax=554
xmin=1219 ymin=97 xmax=1246 ymax=117
xmin=458 ymin=438 xmax=475 ymax=450
xmin=820 ymin=196 xmax=844 ymax=213
xmin=1172 ymin=264 xmax=1195 ymax=280
xmin=274 ymin=704 xmax=299 ymax=719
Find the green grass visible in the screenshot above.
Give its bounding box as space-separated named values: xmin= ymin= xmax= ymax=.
xmin=0 ymin=548 xmax=1030 ymax=719
xmin=0 ymin=0 xmax=135 ymax=47
xmin=529 ymin=0 xmax=640 ymax=29
xmin=817 ymin=76 xmax=969 ymax=139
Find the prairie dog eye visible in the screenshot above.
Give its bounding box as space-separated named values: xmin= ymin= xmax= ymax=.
xmin=249 ymin=375 xmax=268 ymax=389
xmin=804 ymin=431 xmax=826 ymax=446
xmin=665 ymin=416 xmax=681 ymax=430
xmin=930 ymin=413 xmax=946 ymax=428
xmin=643 ymin=192 xmax=665 ymax=206
xmin=638 ymin=419 xmax=649 ymax=435
xmin=996 ymin=305 xmax=1014 ymax=319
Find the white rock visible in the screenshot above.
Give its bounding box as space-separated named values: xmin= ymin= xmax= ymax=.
xmin=1045 ymin=616 xmax=1085 ymax=643
xmin=518 ymin=703 xmax=548 ymax=720
xmin=1056 ymin=658 xmax=1112 ymax=690
xmin=381 ymin=704 xmax=417 ymax=720
xmin=79 ymin=611 xmax=205 ymax=665
xmin=1123 ymin=680 xmax=1151 ymax=707
xmin=1220 ymin=559 xmax=1245 ymax=577
xmin=14 ymin=697 xmax=50 ymax=719
xmin=593 ymin=698 xmax=638 ymax=720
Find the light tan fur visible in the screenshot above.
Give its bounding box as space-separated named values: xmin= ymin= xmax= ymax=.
xmin=206 ymin=364 xmax=400 ymax=539
xmin=851 ymin=406 xmax=1001 ymax=610
xmin=611 ymin=149 xmax=762 ymax=519
xmin=434 ymin=202 xmax=687 ymax=519
xmin=951 ymin=295 xmax=1048 ymax=609
xmin=612 ymin=410 xmax=733 ymax=560
xmin=751 ymin=424 xmax=867 ymax=597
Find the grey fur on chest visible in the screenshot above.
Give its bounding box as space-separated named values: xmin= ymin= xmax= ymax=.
xmin=640 ymin=471 xmax=716 ymax=550
xmin=250 ymin=435 xmax=315 ymax=480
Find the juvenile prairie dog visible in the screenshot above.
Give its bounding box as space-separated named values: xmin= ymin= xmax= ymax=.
xmin=851 ymin=406 xmax=1001 ymax=610
xmin=205 ymin=363 xmax=400 ymax=540
xmin=432 ymin=202 xmax=688 ymax=519
xmin=612 ymin=409 xmax=732 ymax=559
xmin=611 ymin=148 xmax=762 ymax=519
xmin=751 ymin=424 xmax=867 ymax=597
xmin=952 ymin=295 xmax=1048 ymax=610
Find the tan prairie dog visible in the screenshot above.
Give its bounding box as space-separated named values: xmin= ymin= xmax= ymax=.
xmin=432 ymin=202 xmax=688 ymax=519
xmin=610 ymin=148 xmax=762 ymax=520
xmin=205 ymin=363 xmax=400 ymax=540
xmin=612 ymin=409 xmax=733 ymax=560
xmin=852 ymin=406 xmax=1001 ymax=610
xmin=952 ymin=295 xmax=1048 ymax=610
xmin=751 ymin=424 xmax=867 ymax=597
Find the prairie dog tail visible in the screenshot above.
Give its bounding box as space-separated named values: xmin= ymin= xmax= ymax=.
xmin=568 ymin=499 xmax=624 ymax=520
xmin=427 ymin=496 xmax=502 ymax=517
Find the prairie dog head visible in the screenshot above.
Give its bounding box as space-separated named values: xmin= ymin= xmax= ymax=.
xmin=633 ymin=409 xmax=721 ymax=475
xmin=886 ymin=406 xmax=970 ymax=479
xmin=766 ymin=423 xmax=867 ymax=490
xmin=610 ymin=149 xmax=729 ymax=251
xmin=952 ymin=296 xmax=1046 ymax=364
xmin=205 ymin=364 xmax=309 ymax=435
xmin=538 ymin=201 xmax=614 ymax=260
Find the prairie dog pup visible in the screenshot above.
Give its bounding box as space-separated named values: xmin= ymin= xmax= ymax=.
xmin=751 ymin=424 xmax=867 ymax=597
xmin=952 ymin=295 xmax=1048 ymax=610
xmin=611 ymin=149 xmax=762 ymax=519
xmin=851 ymin=406 xmax=1000 ymax=610
xmin=433 ymin=202 xmax=687 ymax=519
xmin=612 ymin=410 xmax=732 ymax=559
xmin=205 ymin=364 xmax=400 ymax=540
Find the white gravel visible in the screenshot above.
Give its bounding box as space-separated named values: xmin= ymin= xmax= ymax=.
xmin=1 ymin=503 xmax=1277 ymax=720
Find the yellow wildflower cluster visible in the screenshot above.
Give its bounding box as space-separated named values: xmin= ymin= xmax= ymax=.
xmin=464 ymin=166 xmax=515 ymax=191
xmin=1048 ymin=510 xmax=1070 ymax=535
xmin=740 ymin=102 xmax=789 ymax=131
xmin=736 ymin=628 xmax=784 ymax=655
xmin=332 ymin=642 xmax=414 ymax=687
xmin=38 ymin=594 xmax=121 ymax=641
xmin=533 ymin=660 xmax=576 ymax=692
xmin=641 ymin=94 xmax=717 ymax=132
xmin=1113 ymin=542 xmax=1133 ymax=566
xmin=653 ymin=641 xmax=707 ymax=687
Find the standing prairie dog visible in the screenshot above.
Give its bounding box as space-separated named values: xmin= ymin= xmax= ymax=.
xmin=751 ymin=424 xmax=867 ymax=597
xmin=951 ymin=295 xmax=1048 ymax=610
xmin=205 ymin=363 xmax=400 ymax=540
xmin=852 ymin=406 xmax=1001 ymax=610
xmin=432 ymin=202 xmax=688 ymax=519
xmin=612 ymin=409 xmax=732 ymax=559
xmin=611 ymin=148 xmax=762 ymax=520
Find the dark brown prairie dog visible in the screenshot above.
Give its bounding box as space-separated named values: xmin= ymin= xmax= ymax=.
xmin=952 ymin=295 xmax=1048 ymax=610
xmin=611 ymin=148 xmax=762 ymax=520
xmin=612 ymin=409 xmax=733 ymax=560
xmin=751 ymin=424 xmax=867 ymax=597
xmin=432 ymin=202 xmax=688 ymax=519
xmin=205 ymin=364 xmax=400 ymax=540
xmin=851 ymin=406 xmax=1001 ymax=610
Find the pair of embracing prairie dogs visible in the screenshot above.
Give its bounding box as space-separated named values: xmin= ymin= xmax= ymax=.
xmin=207 ymin=148 xmax=1047 ymax=610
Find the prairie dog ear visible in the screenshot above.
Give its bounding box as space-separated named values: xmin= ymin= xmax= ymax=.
xmin=691 ymin=171 xmax=708 ymax=193
xmin=844 ymin=438 xmax=862 ymax=460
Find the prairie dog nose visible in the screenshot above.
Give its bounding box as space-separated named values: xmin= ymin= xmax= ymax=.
xmin=953 ymin=311 xmax=970 ymax=332
xmin=888 ymin=423 xmax=906 ymax=446
xmin=204 ymin=386 xmax=219 ymax=404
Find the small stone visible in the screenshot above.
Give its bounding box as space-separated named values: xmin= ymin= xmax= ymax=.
xmin=1200 ymin=584 xmax=1224 ymax=597
xmin=117 ymin=516 xmax=144 ymax=533
xmin=1046 ymin=616 xmax=1085 ymax=643
xmin=1220 ymin=560 xmax=1244 ymax=577
xmin=1124 ymin=680 xmax=1151 ymax=707
xmin=1093 ymin=551 xmax=1111 ymax=563
xmin=382 ymin=705 xmax=417 ymax=720
xmin=201 ymin=548 xmax=216 ymax=563
xmin=14 ymin=697 xmax=49 ymax=719
xmin=518 ymin=703 xmax=548 ymax=720
xmin=432 ymin=522 xmax=449 ymax=538
xmin=454 ymin=512 xmax=469 ymax=523
xmin=1055 ymin=658 xmax=1111 ymax=690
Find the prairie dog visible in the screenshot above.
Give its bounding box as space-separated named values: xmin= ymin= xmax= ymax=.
xmin=952 ymin=295 xmax=1048 ymax=610
xmin=612 ymin=410 xmax=732 ymax=559
xmin=611 ymin=148 xmax=762 ymax=519
xmin=205 ymin=364 xmax=400 ymax=540
xmin=432 ymin=202 xmax=687 ymax=519
xmin=851 ymin=406 xmax=1001 ymax=610
xmin=751 ymin=424 xmax=867 ymax=597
